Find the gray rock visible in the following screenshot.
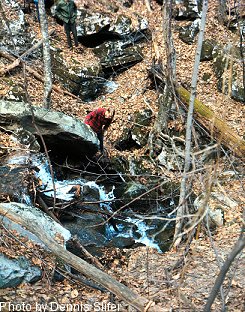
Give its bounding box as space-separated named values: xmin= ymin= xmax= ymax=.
xmin=130 ymin=109 xmax=153 ymax=147
xmin=0 ymin=100 xmax=99 ymax=158
xmin=0 ymin=255 xmax=42 ymax=289
xmin=201 ymin=39 xmax=216 ymax=61
xmin=115 ymin=109 xmax=152 ymax=150
xmin=0 ymin=165 xmax=34 ymax=203
xmin=172 ymin=0 xmax=202 ymax=20
xmin=94 ymin=41 xmax=143 ymax=73
xmin=51 ymin=50 xmax=105 ymax=102
xmin=112 ymin=181 xmax=156 ymax=212
xmin=107 ymin=236 xmax=135 ymax=248
xmin=76 ymin=9 xmax=147 ymax=39
xmin=178 ymin=19 xmax=200 ymax=44
xmin=0 ymin=202 xmax=71 ymax=245
xmin=0 ymin=1 xmax=36 ymax=54
xmin=63 ymin=213 xmax=107 ymax=247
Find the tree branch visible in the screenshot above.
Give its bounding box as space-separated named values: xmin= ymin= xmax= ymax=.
xmin=0 ymin=50 xmax=80 ymax=100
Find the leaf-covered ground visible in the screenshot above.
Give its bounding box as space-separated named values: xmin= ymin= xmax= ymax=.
xmin=0 ymin=0 xmax=244 ymax=311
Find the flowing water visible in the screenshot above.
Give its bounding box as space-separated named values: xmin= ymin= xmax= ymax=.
xmin=32 ymin=154 xmax=163 ymax=252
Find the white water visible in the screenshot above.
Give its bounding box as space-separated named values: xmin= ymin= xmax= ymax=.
xmin=8 ymin=153 xmax=162 ymax=251
xmin=115 ymin=217 xmax=162 ymax=253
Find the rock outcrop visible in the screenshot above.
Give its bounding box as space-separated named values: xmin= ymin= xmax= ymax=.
xmin=0 ymin=100 xmax=99 ymax=159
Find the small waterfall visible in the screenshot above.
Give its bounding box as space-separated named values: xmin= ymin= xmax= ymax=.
xmin=7 ymin=152 xmax=166 ymax=252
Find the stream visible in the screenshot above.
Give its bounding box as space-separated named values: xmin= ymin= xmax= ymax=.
xmin=33 ymin=155 xmax=163 ymax=252
xmin=6 ymin=150 xmax=174 ymax=253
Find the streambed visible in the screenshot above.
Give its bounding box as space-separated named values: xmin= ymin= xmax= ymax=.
xmin=4 ymin=148 xmax=175 ymax=253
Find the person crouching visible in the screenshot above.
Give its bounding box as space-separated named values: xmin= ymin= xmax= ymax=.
xmin=84 ymin=108 xmax=115 ymax=154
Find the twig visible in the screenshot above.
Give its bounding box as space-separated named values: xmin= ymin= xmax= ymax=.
xmin=36 ymin=195 xmax=61 ymax=225
xmin=70 ymin=235 xmax=104 ymax=270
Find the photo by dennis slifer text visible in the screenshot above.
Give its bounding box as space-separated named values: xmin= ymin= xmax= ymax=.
xmin=0 ymin=301 xmax=122 ymax=311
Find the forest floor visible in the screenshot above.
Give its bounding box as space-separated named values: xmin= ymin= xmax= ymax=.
xmin=0 ymin=0 xmax=244 ymax=311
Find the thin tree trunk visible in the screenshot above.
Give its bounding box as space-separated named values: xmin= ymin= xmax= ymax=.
xmin=39 ymin=0 xmax=53 ymax=108
xmin=236 ymin=4 xmax=245 ymax=103
xmin=173 ymin=0 xmax=209 ymax=248
xmin=144 ymin=0 xmax=152 ymax=12
xmin=204 ymin=229 xmax=245 ymax=311
xmin=152 ymin=1 xmax=176 ymax=134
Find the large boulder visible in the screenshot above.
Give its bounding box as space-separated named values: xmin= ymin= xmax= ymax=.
xmin=115 ymin=109 xmax=153 ymax=151
xmin=0 ymin=101 xmax=99 ymax=159
xmin=51 ymin=50 xmax=105 ymax=102
xmin=93 ymin=40 xmax=143 ymax=76
xmin=0 ymin=202 xmax=71 ymax=244
xmin=63 ymin=213 xmax=108 ymax=247
xmin=76 ymin=9 xmax=148 ymax=42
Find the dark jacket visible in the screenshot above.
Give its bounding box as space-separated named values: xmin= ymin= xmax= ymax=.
xmin=55 ymin=0 xmax=77 ymax=24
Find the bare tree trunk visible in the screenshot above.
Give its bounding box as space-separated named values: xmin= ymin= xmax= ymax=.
xmin=204 ymin=228 xmax=245 ymax=311
xmin=39 ymin=0 xmax=53 ymax=108
xmin=235 ymin=3 xmax=245 ymax=103
xmin=144 ymin=0 xmax=152 ymax=12
xmin=173 ymin=0 xmax=209 ymax=248
xmin=217 ymin=0 xmax=227 ymax=24
xmin=152 ymin=0 xmax=176 ymax=134
xmin=0 ymin=203 xmax=160 ymax=312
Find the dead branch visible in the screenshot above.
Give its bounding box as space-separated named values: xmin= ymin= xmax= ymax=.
xmin=175 ymin=85 xmax=245 ymax=157
xmin=36 ymin=195 xmax=61 ymax=224
xmin=70 ymin=235 xmax=104 ymax=270
xmin=0 ymin=30 xmax=55 ymax=76
xmin=0 ymin=50 xmax=80 ymax=100
xmin=67 ymin=272 xmax=107 ymax=292
xmin=0 ymin=203 xmax=161 ymax=311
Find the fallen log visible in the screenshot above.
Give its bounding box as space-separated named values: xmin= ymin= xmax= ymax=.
xmin=175 ymin=86 xmax=245 ymax=157
xmin=0 ymin=29 xmax=55 ymax=76
xmin=0 ymin=51 xmax=80 ymax=100
xmin=0 ymin=203 xmax=161 ymax=311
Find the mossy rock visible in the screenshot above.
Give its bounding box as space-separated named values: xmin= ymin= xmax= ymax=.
xmin=201 ymin=39 xmax=217 ymax=61
xmin=51 ymin=50 xmax=104 ymax=101
xmin=178 ymin=20 xmax=200 ymax=45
